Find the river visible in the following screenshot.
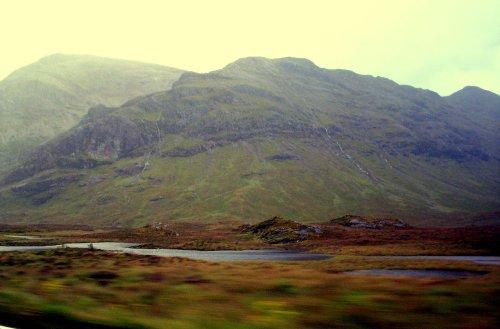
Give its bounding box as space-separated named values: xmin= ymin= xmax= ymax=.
xmin=0 ymin=242 xmax=330 ymax=261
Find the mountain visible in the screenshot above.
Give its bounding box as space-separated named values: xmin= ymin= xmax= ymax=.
xmin=0 ymin=54 xmax=185 ymax=174
xmin=0 ymin=57 xmax=498 ymax=226
xmin=446 ymin=86 xmax=500 ymax=114
xmin=444 ymin=86 xmax=500 ymax=154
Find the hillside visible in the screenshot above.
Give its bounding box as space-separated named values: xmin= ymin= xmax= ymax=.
xmin=0 ymin=57 xmax=498 ymax=226
xmin=444 ymin=86 xmax=500 ymax=154
xmin=0 ymin=54 xmax=185 ymax=174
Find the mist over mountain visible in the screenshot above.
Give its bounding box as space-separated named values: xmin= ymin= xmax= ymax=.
xmin=0 ymin=54 xmax=185 ymax=174
xmin=0 ymin=57 xmax=498 ymax=226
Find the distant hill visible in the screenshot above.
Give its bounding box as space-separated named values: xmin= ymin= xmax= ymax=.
xmin=0 ymin=54 xmax=185 ymax=174
xmin=0 ymin=57 xmax=498 ymax=226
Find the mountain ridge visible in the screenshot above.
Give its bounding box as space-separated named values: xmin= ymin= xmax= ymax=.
xmin=0 ymin=54 xmax=185 ymax=174
xmin=0 ymin=56 xmax=498 ymax=226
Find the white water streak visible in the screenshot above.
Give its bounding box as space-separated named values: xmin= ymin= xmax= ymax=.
xmin=325 ymin=128 xmax=369 ymax=176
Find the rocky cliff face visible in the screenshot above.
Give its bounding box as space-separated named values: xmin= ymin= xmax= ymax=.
xmin=3 ymin=104 xmax=159 ymax=184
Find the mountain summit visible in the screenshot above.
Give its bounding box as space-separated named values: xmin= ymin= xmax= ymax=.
xmin=0 ymin=57 xmax=498 ymax=226
xmin=0 ymin=54 xmax=185 ymax=174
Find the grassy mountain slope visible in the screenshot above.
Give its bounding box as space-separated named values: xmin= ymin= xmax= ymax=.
xmin=0 ymin=54 xmax=185 ymax=174
xmin=0 ymin=57 xmax=498 ymax=226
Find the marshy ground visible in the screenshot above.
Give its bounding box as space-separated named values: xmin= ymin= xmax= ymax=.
xmin=0 ymin=221 xmax=498 ymax=328
xmin=1 ymin=219 xmax=498 ymax=255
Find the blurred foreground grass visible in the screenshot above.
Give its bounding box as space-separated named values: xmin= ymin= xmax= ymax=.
xmin=0 ymin=249 xmax=498 ymax=328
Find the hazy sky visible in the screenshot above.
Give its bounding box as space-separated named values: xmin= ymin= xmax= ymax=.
xmin=1 ymin=0 xmax=499 ymax=95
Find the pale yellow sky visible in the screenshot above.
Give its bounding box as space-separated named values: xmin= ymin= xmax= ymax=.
xmin=1 ymin=0 xmax=498 ymax=95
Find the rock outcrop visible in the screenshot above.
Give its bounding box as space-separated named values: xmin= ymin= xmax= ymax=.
xmin=240 ymin=216 xmax=323 ymax=243
xmin=329 ymin=215 xmax=410 ymax=229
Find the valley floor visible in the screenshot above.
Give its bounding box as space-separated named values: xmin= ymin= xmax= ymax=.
xmin=0 ymin=223 xmax=498 ymax=328
xmin=1 ymin=221 xmax=498 ymax=255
